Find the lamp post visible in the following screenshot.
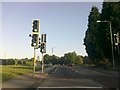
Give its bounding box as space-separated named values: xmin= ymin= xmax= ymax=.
xmin=97 ymin=20 xmax=115 ymax=67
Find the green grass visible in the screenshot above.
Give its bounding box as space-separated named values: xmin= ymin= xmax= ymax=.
xmin=2 ymin=65 xmax=33 ymax=82
xmin=1 ymin=64 xmax=49 ymax=82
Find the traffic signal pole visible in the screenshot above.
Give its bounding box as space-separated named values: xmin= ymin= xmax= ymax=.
xmin=30 ymin=19 xmax=40 ymax=79
xmin=42 ymin=53 xmax=44 ymax=74
xmin=41 ymin=34 xmax=46 ymax=74
xmin=33 ymin=48 xmax=36 ymax=79
xmin=30 ymin=20 xmax=46 ymax=77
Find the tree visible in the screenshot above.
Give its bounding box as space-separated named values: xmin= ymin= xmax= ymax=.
xmin=44 ymin=53 xmax=84 ymax=65
xmin=44 ymin=54 xmax=51 ymax=64
xmin=58 ymin=57 xmax=66 ymax=65
xmin=75 ymin=55 xmax=83 ymax=65
xmin=44 ymin=54 xmax=60 ymax=65
xmin=99 ymin=2 xmax=120 ymax=66
xmin=64 ymin=51 xmax=79 ymax=64
xmin=84 ymin=2 xmax=120 ymax=66
xmin=83 ymin=56 xmax=92 ymax=64
xmin=84 ymin=6 xmax=101 ymax=64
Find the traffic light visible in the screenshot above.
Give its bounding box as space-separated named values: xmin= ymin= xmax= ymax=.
xmin=41 ymin=34 xmax=46 ymax=43
xmin=40 ymin=43 xmax=46 ymax=53
xmin=44 ymin=34 xmax=46 ymax=42
xmin=32 ymin=20 xmax=39 ymax=33
xmin=31 ymin=19 xmax=40 ymax=48
xmin=31 ymin=34 xmax=39 ymax=47
xmin=40 ymin=34 xmax=46 ymax=53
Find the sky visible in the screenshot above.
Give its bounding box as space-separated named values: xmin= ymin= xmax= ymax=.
xmin=0 ymin=1 xmax=103 ymax=59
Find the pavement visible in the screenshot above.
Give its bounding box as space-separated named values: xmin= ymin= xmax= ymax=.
xmin=1 ymin=65 xmax=57 ymax=89
xmin=78 ymin=66 xmax=120 ymax=76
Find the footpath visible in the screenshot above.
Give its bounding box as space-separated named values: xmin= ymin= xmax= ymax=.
xmin=1 ymin=65 xmax=56 ymax=89
xmin=75 ymin=65 xmax=120 ymax=77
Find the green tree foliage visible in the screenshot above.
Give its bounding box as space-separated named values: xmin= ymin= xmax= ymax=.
xmin=2 ymin=59 xmax=15 ymax=65
xmin=84 ymin=2 xmax=120 ymax=66
xmin=1 ymin=58 xmax=28 ymax=66
xmin=59 ymin=57 xmax=66 ymax=65
xmin=64 ymin=52 xmax=77 ymax=64
xmin=100 ymin=2 xmax=120 ymax=65
xmin=18 ymin=60 xmax=22 ymax=65
xmin=83 ymin=56 xmax=92 ymax=64
xmin=84 ymin=6 xmax=102 ymax=64
xmin=44 ymin=54 xmax=60 ymax=65
xmin=75 ymin=55 xmax=83 ymax=65
xmin=44 ymin=54 xmax=51 ymax=64
xmin=44 ymin=52 xmax=84 ymax=65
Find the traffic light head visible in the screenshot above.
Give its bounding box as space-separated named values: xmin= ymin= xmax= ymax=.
xmin=32 ymin=20 xmax=39 ymax=33
xmin=40 ymin=43 xmax=44 ymax=49
xmin=40 ymin=43 xmax=46 ymax=53
xmin=31 ymin=34 xmax=39 ymax=47
xmin=41 ymin=34 xmax=46 ymax=43
xmin=31 ymin=19 xmax=40 ymax=48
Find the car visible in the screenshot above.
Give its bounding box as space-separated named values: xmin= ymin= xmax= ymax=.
xmin=67 ymin=64 xmax=73 ymax=67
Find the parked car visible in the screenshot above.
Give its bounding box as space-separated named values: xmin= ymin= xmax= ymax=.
xmin=67 ymin=64 xmax=73 ymax=67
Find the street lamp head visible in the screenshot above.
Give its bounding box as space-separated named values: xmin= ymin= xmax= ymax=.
xmin=97 ymin=20 xmax=101 ymax=23
xmin=97 ymin=20 xmax=110 ymax=23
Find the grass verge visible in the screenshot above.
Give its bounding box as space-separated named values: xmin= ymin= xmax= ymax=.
xmin=2 ymin=64 xmax=51 ymax=82
xmin=2 ymin=65 xmax=41 ymax=82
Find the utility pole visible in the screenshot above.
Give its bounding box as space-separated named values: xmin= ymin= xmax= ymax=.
xmin=4 ymin=51 xmax=8 ymax=65
xmin=4 ymin=51 xmax=6 ymax=59
xmin=52 ymin=47 xmax=53 ymax=55
xmin=52 ymin=46 xmax=56 ymax=55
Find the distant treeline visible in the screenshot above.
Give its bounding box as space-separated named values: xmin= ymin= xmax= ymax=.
xmin=44 ymin=52 xmax=89 ymax=65
xmin=0 ymin=53 xmax=90 ymax=66
xmin=0 ymin=59 xmax=27 ymax=65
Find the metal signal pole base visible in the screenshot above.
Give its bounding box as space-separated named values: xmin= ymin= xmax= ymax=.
xmin=42 ymin=53 xmax=44 ymax=74
xmin=33 ymin=48 xmax=36 ymax=79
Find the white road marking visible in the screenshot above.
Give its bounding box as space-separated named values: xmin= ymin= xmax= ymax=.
xmin=54 ymin=68 xmax=57 ymax=73
xmin=52 ymin=68 xmax=57 ymax=73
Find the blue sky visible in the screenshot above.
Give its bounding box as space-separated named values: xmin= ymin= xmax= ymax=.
xmin=1 ymin=2 xmax=103 ymax=59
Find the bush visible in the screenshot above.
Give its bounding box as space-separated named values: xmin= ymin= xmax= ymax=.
xmin=23 ymin=61 xmax=26 ymax=65
xmin=2 ymin=59 xmax=15 ymax=65
xmin=26 ymin=61 xmax=33 ymax=66
xmin=18 ymin=60 xmax=22 ymax=65
xmin=97 ymin=59 xmax=112 ymax=70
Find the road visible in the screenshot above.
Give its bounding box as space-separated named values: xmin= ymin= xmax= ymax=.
xmin=35 ymin=65 xmax=119 ymax=90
